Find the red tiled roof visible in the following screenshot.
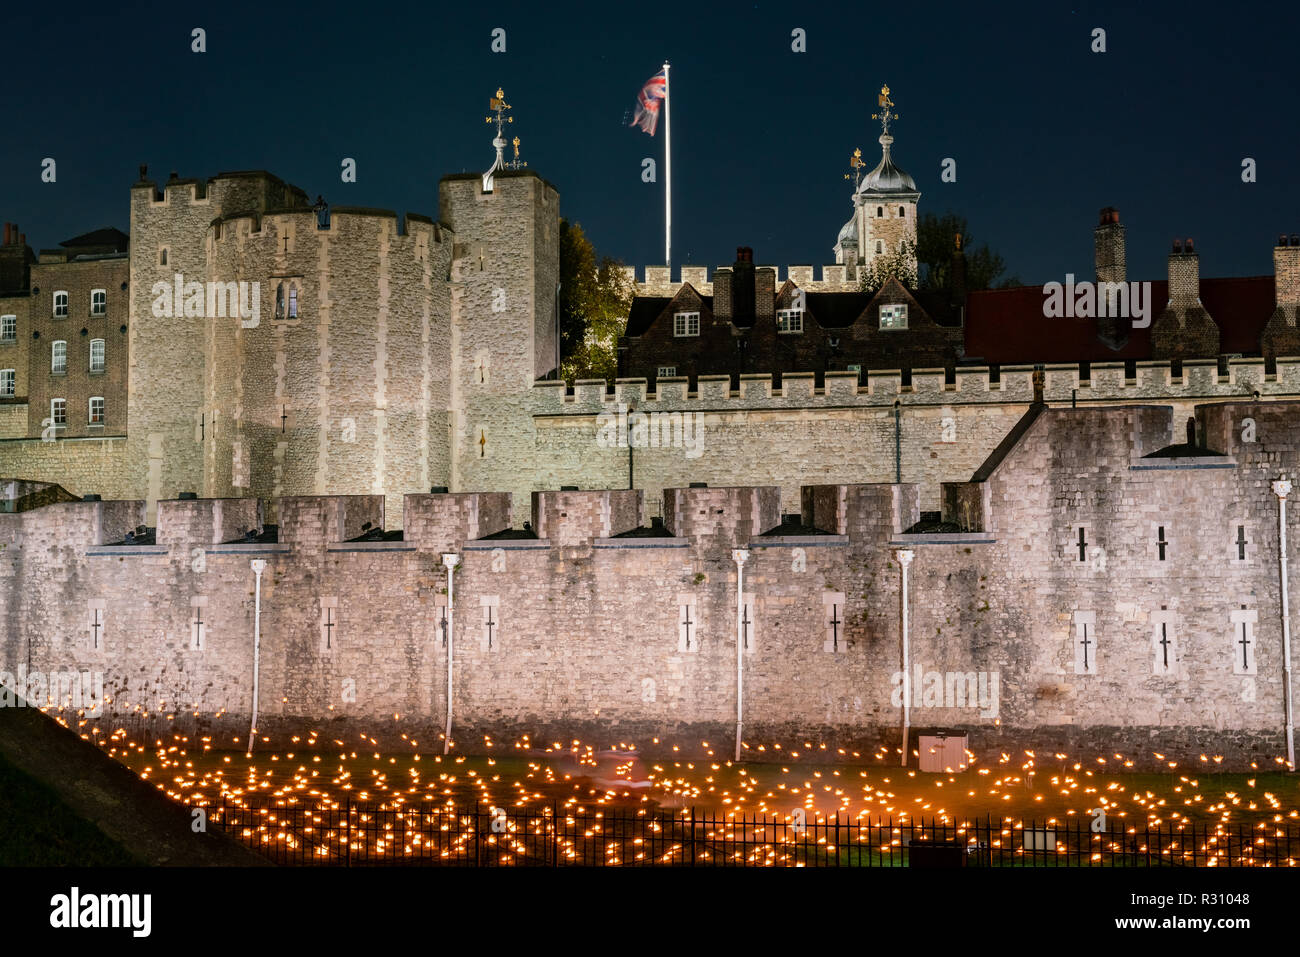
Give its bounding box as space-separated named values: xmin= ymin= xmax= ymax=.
xmin=965 ymin=275 xmax=1276 ymax=363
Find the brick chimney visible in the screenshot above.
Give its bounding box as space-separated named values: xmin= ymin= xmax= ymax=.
xmin=1168 ymin=238 xmax=1200 ymax=306
xmin=1261 ymin=234 xmax=1300 ymax=361
xmin=714 ymin=266 xmax=733 ymax=320
xmin=755 ymin=264 xmax=775 ymax=321
xmin=1151 ymin=237 xmax=1218 ymax=359
xmin=1094 ymin=208 xmax=1129 ymax=349
xmin=1275 ymin=233 xmax=1300 ymax=306
xmin=1094 ymin=206 xmax=1126 ymax=284
xmin=732 ymin=246 xmax=755 ymax=323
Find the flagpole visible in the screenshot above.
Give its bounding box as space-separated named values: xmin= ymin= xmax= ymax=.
xmin=663 ymin=60 xmax=671 ymax=268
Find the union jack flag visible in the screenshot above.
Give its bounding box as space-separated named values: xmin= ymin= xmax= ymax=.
xmin=630 ymin=70 xmax=667 ymax=135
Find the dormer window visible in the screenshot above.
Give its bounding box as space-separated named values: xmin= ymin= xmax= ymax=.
xmin=673 ymin=312 xmax=700 ymax=337
xmin=776 ymin=309 xmax=803 ymax=334
xmin=879 ymin=303 xmax=908 ymax=330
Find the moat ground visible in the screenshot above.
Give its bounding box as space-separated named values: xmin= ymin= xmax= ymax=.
xmin=102 ymin=743 xmax=1300 ymax=829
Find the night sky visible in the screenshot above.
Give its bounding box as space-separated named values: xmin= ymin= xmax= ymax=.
xmin=2 ymin=0 xmax=1297 ymax=285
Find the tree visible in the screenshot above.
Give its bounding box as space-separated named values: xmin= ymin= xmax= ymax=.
xmin=914 ymin=211 xmax=1020 ymax=293
xmin=857 ymin=238 xmax=919 ymax=293
xmin=558 ymin=220 xmax=635 ymax=382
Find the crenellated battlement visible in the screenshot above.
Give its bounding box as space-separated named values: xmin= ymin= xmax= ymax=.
xmin=278 ymin=495 xmax=385 ymax=546
xmin=532 ymin=489 xmax=642 ymax=545
xmin=404 ymin=492 xmax=512 ymax=553
xmin=155 ymin=496 xmax=264 ymax=546
xmin=533 ymin=357 xmax=1297 ymax=413
xmin=626 ymin=263 xmax=858 ymax=296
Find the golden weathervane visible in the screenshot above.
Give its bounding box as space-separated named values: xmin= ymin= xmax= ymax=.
xmin=486 ymin=88 xmax=514 ymax=137
xmin=844 ymin=147 xmax=865 ymax=188
xmin=871 ymin=84 xmax=899 ymax=135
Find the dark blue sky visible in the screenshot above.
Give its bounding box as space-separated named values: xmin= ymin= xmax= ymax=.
xmin=2 ymin=0 xmax=1297 ymax=284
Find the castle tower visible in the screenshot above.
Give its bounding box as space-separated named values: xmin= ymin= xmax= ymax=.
xmin=127 ymin=171 xmax=235 ymax=522
xmin=835 ymin=85 xmax=921 ymax=283
xmin=204 ymin=198 xmax=452 ymax=522
xmin=440 ymin=89 xmax=559 ymax=518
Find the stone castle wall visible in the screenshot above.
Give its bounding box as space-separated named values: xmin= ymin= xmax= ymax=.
xmin=465 ymin=357 xmax=1297 ymax=523
xmin=3 ymin=401 xmax=1297 ymax=768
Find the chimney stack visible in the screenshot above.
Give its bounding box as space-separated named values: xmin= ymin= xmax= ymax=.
xmin=1168 ymin=237 xmax=1201 ymax=306
xmin=1094 ymin=206 xmax=1126 ymax=284
xmin=1276 ymin=232 xmax=1300 ymax=306
xmin=731 ymin=246 xmax=756 ymax=324
xmin=1094 ymin=208 xmax=1129 ymax=349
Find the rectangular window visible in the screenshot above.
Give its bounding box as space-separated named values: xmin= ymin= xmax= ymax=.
xmin=51 ymin=398 xmax=66 ymax=427
xmin=88 ymin=397 xmax=104 ymax=424
xmin=53 ymin=291 xmax=68 ymax=318
xmin=89 ymin=339 xmax=105 ymax=372
xmin=673 ymin=312 xmax=700 ymax=337
xmin=90 ymin=289 xmax=107 ymax=317
xmin=879 ymin=304 xmax=908 ymax=329
xmin=0 ymin=315 xmax=14 ymax=342
xmin=657 ymin=366 xmax=676 ymax=377
xmin=776 ymin=309 xmax=804 ymax=334
xmin=0 ymin=369 xmax=14 ymax=397
xmin=51 ymin=341 xmax=67 ymax=374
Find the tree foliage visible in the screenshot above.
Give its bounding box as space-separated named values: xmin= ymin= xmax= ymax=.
xmin=558 ymin=220 xmax=634 ymax=382
xmin=857 ymin=238 xmax=919 ymax=293
xmin=914 ymin=211 xmax=1020 ymax=293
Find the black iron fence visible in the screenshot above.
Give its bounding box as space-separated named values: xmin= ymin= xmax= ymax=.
xmin=208 ymin=795 xmax=1299 ymax=867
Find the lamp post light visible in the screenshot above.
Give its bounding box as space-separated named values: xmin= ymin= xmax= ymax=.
xmin=248 ymin=559 xmax=267 ymax=755
xmin=732 ymin=548 xmax=749 ymax=763
xmin=442 ymin=553 xmax=459 ymax=756
xmin=895 ymin=549 xmax=914 ymax=767
xmin=1273 ymin=479 xmax=1296 ymax=771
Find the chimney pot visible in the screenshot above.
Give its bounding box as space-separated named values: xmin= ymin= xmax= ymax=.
xmin=1291 ymin=234 xmax=1300 ymax=247
xmin=1173 ymin=239 xmax=1182 ymax=254
xmin=1281 ymin=234 xmax=1290 ymax=248
xmin=18 ymin=233 xmax=25 ymax=248
xmin=2 ymin=223 xmax=9 ymax=245
xmin=1186 ymin=238 xmax=1195 ymax=254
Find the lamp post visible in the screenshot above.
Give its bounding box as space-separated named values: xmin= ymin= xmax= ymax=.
xmin=1273 ymin=480 xmax=1296 ymax=770
xmin=895 ymin=549 xmax=914 ymax=767
xmin=442 ymin=553 xmax=458 ymax=756
xmin=732 ymin=548 xmax=749 ymax=763
xmin=248 ymin=559 xmax=266 ymax=756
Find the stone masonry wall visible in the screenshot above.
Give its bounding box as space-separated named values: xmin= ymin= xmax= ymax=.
xmin=3 ymin=397 xmax=1299 ymax=769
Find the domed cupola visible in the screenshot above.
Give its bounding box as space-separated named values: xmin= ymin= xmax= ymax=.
xmin=857 ymin=133 xmax=918 ymax=196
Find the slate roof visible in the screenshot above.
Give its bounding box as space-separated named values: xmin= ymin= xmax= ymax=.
xmin=625 ymin=295 xmax=713 ymax=338
xmin=59 ymin=227 xmax=128 ymax=251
